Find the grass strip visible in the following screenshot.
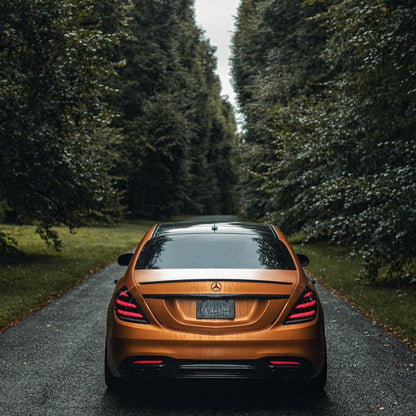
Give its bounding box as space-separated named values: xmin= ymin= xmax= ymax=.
xmin=291 ymin=240 xmax=416 ymax=351
xmin=0 ymin=221 xmax=152 ymax=332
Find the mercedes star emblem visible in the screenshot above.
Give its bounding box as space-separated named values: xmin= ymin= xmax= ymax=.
xmin=210 ymin=281 xmax=222 ymax=292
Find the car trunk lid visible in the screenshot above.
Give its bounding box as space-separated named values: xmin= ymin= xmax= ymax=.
xmin=134 ymin=269 xmax=297 ymax=334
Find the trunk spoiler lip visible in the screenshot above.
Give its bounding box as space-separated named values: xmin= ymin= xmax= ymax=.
xmin=142 ymin=293 xmax=291 ymax=300
xmin=138 ymin=278 xmax=293 ymax=286
xmin=134 ymin=269 xmax=298 ymax=286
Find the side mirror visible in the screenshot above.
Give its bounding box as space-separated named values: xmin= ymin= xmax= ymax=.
xmin=297 ymin=253 xmax=309 ymax=267
xmin=117 ymin=252 xmax=133 ymax=266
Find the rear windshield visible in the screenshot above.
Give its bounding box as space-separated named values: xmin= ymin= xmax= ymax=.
xmin=135 ymin=234 xmax=296 ymax=270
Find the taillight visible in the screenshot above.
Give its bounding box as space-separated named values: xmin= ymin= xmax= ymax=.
xmin=284 ymin=288 xmax=318 ymax=324
xmin=115 ymin=288 xmax=149 ymax=324
xmin=133 ymin=360 xmax=163 ymax=365
xmin=270 ymin=360 xmax=301 ymax=366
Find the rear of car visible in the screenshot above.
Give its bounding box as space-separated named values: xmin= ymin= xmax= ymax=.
xmin=105 ymin=222 xmax=326 ymax=390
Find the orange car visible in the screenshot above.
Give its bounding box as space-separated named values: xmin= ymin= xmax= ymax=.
xmin=105 ymin=221 xmax=327 ymax=390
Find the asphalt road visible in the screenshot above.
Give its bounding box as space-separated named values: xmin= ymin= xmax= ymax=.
xmin=1 ymin=224 xmax=415 ymax=415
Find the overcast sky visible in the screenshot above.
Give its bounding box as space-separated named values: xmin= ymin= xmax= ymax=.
xmin=194 ymin=0 xmax=241 ymax=110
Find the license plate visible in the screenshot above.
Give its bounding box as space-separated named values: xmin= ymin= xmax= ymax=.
xmin=197 ymin=299 xmax=235 ymax=319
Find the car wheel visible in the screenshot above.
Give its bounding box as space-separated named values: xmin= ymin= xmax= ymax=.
xmin=308 ymin=349 xmax=327 ymax=392
xmin=105 ymin=347 xmax=123 ymax=391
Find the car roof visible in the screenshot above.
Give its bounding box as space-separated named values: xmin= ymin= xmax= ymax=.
xmin=152 ymin=221 xmax=278 ymax=239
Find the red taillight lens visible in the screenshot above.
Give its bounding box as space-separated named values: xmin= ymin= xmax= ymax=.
xmin=133 ymin=360 xmax=163 ymax=365
xmin=115 ymin=288 xmax=149 ymax=324
xmin=284 ymin=288 xmax=318 ymax=325
xmin=270 ymin=360 xmax=301 ymax=366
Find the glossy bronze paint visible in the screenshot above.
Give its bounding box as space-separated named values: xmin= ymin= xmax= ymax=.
xmin=106 ymin=223 xmax=326 ymax=379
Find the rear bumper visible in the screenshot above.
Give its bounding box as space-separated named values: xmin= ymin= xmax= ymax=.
xmin=115 ymin=357 xmax=318 ymax=381
xmin=106 ymin=313 xmax=326 ymax=381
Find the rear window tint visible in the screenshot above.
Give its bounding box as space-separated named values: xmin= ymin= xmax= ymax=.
xmin=135 ymin=234 xmax=296 ymax=270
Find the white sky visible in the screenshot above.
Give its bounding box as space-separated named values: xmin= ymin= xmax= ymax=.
xmin=194 ymin=0 xmax=241 ymax=110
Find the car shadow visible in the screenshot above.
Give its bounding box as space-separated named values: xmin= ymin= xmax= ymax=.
xmin=101 ymin=379 xmax=330 ymax=414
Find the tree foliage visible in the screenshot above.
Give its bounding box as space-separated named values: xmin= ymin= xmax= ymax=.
xmin=0 ymin=0 xmax=132 ymax=250
xmin=111 ymin=0 xmax=237 ymax=218
xmin=0 ymin=0 xmax=237 ymax=255
xmin=232 ymin=0 xmax=416 ymax=283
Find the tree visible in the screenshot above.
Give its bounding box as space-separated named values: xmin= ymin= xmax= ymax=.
xmin=232 ymin=0 xmax=328 ymax=220
xmin=232 ymin=0 xmax=416 ymax=283
xmin=0 ymin=0 xmax=238 ymax=255
xmin=112 ymin=0 xmax=237 ymax=218
xmin=299 ymin=0 xmax=416 ymax=282
xmin=231 ymin=0 xmax=273 ymax=219
xmin=0 ymin=0 xmax=131 ymax=251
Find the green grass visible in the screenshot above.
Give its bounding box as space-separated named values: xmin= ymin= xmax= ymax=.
xmin=291 ymin=240 xmax=416 ymax=350
xmin=0 ymin=221 xmax=152 ymax=331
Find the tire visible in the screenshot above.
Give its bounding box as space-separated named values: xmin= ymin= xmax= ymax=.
xmin=104 ymin=347 xmax=123 ymax=391
xmin=308 ymin=349 xmax=327 ymax=392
